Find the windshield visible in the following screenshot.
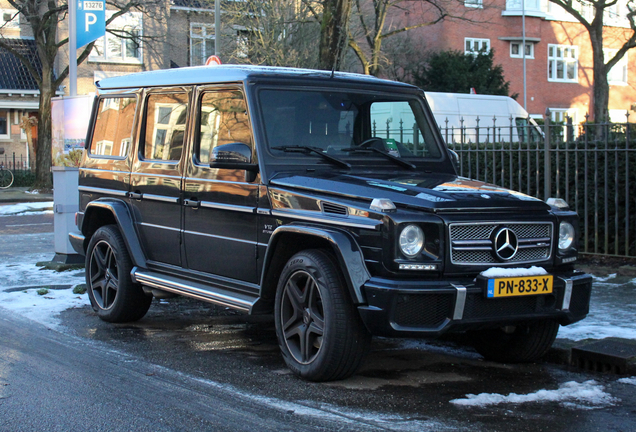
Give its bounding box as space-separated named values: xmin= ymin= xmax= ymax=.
xmin=259 ymin=89 xmax=443 ymax=164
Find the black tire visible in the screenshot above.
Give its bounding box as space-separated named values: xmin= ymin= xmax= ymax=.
xmin=274 ymin=249 xmax=371 ymax=382
xmin=470 ymin=320 xmax=560 ymax=363
xmin=85 ymin=225 xmax=152 ymax=323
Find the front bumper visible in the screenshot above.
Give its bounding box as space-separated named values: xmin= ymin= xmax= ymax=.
xmin=358 ymin=271 xmax=592 ymax=338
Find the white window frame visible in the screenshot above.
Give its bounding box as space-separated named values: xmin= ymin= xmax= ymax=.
xmin=510 ymin=42 xmax=534 ymax=59
xmin=190 ymin=23 xmax=215 ymax=66
xmin=465 ymin=38 xmax=490 ymax=55
xmin=89 ymin=11 xmax=143 ymax=64
xmin=464 ymin=0 xmax=483 ymax=8
xmin=548 ymin=44 xmax=578 ymax=83
xmin=605 ymin=49 xmax=628 ymax=86
xmin=0 ymin=9 xmax=19 ymax=27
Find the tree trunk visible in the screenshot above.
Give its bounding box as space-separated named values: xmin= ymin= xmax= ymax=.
xmin=589 ymin=22 xmax=609 ymax=124
xmin=318 ymin=0 xmax=353 ymax=71
xmin=35 ymin=74 xmax=54 ymax=190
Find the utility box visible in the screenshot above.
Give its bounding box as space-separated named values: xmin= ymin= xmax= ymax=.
xmin=52 ymin=166 xmax=82 ymax=264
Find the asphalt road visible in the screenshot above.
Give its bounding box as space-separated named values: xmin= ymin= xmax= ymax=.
xmin=1 ymin=216 xmax=636 ymax=431
xmin=0 ymin=212 xmax=53 ymax=235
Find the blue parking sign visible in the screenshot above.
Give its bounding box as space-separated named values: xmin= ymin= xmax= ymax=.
xmin=76 ymin=0 xmax=106 ymax=49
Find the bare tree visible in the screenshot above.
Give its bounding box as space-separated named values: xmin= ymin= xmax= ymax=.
xmin=348 ymin=0 xmax=476 ymax=76
xmin=223 ymin=0 xmax=320 ymax=68
xmin=0 ymin=0 xmax=165 ymax=189
xmin=547 ymin=0 xmax=636 ymax=122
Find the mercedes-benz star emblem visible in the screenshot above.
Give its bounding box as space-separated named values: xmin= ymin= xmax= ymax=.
xmin=493 ymin=227 xmax=518 ymax=261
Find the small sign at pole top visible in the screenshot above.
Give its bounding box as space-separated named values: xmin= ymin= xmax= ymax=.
xmin=76 ymin=0 xmax=106 ymax=49
xmin=205 ymin=55 xmax=222 ymax=66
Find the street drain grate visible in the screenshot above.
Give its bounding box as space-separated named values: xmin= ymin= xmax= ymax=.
xmin=571 ymin=340 xmax=636 ymax=375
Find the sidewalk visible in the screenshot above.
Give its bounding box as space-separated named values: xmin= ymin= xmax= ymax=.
xmin=0 ymin=186 xmax=54 ymax=203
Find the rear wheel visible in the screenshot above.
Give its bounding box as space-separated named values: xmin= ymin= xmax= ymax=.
xmin=86 ymin=225 xmax=152 ymax=323
xmin=470 ymin=320 xmax=560 ymax=363
xmin=275 ymin=249 xmax=371 ymax=381
xmin=0 ymin=169 xmax=13 ymax=189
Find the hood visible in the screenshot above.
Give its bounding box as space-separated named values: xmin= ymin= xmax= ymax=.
xmin=269 ymin=172 xmax=550 ymax=212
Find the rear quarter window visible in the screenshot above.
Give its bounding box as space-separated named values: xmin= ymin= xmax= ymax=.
xmin=89 ymin=96 xmax=137 ymax=158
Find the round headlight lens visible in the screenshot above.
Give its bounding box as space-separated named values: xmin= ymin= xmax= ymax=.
xmin=558 ymin=222 xmax=575 ymax=251
xmin=399 ymin=225 xmax=424 ymax=258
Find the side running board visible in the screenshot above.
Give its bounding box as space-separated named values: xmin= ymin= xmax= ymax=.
xmin=131 ymin=268 xmax=257 ymax=313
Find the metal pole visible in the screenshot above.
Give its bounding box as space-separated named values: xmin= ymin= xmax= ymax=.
xmin=69 ymin=0 xmax=77 ymax=96
xmin=215 ymin=0 xmax=221 ymax=56
xmin=522 ymin=0 xmax=526 ymax=110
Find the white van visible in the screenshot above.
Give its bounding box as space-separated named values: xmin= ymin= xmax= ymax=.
xmin=424 ymin=92 xmax=543 ymax=144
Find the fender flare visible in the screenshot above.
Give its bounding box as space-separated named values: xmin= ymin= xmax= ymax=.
xmin=260 ymin=225 xmax=371 ymax=304
xmin=82 ymin=199 xmax=147 ymax=268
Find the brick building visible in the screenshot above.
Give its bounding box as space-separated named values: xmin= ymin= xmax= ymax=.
xmin=409 ymin=0 xmax=636 ymax=123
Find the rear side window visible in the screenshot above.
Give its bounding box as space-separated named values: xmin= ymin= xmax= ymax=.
xmin=142 ymin=93 xmax=189 ymax=161
xmin=89 ymin=96 xmax=137 ymax=157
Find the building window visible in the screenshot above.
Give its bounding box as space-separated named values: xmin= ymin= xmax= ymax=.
xmin=510 ymin=42 xmax=534 ymax=59
xmin=191 ymin=23 xmax=215 ymax=66
xmin=605 ymin=50 xmax=628 ymax=85
xmin=0 ymin=111 xmax=9 ymax=139
xmin=90 ymin=12 xmax=142 ymax=64
xmin=0 ymin=9 xmax=19 ymax=27
xmin=548 ymin=44 xmax=578 ymax=83
xmin=464 ymin=0 xmax=483 ymax=8
xmin=465 ymin=38 xmax=490 ymax=55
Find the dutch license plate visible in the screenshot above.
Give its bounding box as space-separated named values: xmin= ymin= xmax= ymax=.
xmin=486 ymin=275 xmax=553 ymax=298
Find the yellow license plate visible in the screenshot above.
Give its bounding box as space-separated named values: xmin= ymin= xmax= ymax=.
xmin=486 ymin=275 xmax=553 ymax=298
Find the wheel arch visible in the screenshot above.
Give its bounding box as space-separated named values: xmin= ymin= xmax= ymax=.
xmin=256 ymin=225 xmax=370 ymax=313
xmin=81 ymin=199 xmax=147 ymax=268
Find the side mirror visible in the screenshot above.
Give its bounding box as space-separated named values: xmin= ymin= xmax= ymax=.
xmin=210 ymin=142 xmax=259 ymax=182
xmin=447 ymin=148 xmax=459 ymax=171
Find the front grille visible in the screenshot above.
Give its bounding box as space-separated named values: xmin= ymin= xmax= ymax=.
xmin=393 ymin=293 xmax=454 ymax=328
xmin=449 ymin=222 xmax=553 ymax=265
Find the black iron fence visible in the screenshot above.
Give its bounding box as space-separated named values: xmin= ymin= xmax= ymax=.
xmin=1 ymin=153 xmax=34 ymax=187
xmin=1 ymin=153 xmax=31 ymax=171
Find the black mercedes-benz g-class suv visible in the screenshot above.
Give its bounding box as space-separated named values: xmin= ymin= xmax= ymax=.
xmin=70 ymin=65 xmax=592 ymax=381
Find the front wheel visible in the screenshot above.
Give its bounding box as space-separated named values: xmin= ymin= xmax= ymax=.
xmin=86 ymin=225 xmax=152 ymax=323
xmin=275 ymin=249 xmax=371 ymax=381
xmin=470 ymin=320 xmax=560 ymax=363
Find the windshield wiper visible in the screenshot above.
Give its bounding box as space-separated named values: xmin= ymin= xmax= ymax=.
xmin=341 ymin=147 xmax=417 ymax=170
xmin=271 ymin=145 xmax=351 ymax=169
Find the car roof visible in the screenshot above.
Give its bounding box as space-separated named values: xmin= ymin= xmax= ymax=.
xmin=96 ymin=64 xmax=416 ymax=91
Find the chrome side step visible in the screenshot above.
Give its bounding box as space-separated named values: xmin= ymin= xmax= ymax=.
xmin=131 ymin=268 xmax=257 ymax=313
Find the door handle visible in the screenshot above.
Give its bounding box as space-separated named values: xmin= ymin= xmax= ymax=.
xmin=128 ymin=191 xmax=142 ymax=200
xmin=183 ymin=198 xmax=200 ymax=208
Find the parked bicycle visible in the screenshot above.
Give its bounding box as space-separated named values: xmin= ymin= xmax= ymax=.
xmin=0 ymin=163 xmax=14 ymax=188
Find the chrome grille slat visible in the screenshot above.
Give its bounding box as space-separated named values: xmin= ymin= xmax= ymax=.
xmin=449 ymin=222 xmax=553 ymax=265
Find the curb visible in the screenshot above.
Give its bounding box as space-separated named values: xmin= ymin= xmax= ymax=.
xmin=548 ymin=337 xmax=636 ymax=375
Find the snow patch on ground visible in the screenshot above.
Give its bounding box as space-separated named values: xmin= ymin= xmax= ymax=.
xmin=0 ymin=253 xmax=85 ymax=289
xmin=0 ymin=288 xmax=90 ymax=329
xmin=450 ymin=380 xmax=616 ymax=410
xmin=558 ymin=277 xmax=636 ymax=341
xmin=617 ymin=377 xmax=636 ymax=386
xmin=388 ymin=339 xmax=482 ymax=360
xmin=0 ymin=201 xmax=53 ymax=216
xmin=480 ymin=266 xmax=547 ymax=278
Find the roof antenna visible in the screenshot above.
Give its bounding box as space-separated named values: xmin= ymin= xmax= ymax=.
xmin=330 ymin=24 xmax=348 ymax=79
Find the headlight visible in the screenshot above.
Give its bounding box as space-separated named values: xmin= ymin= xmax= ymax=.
xmin=399 ymin=224 xmax=424 ymax=258
xmin=558 ymin=222 xmax=575 ymax=251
